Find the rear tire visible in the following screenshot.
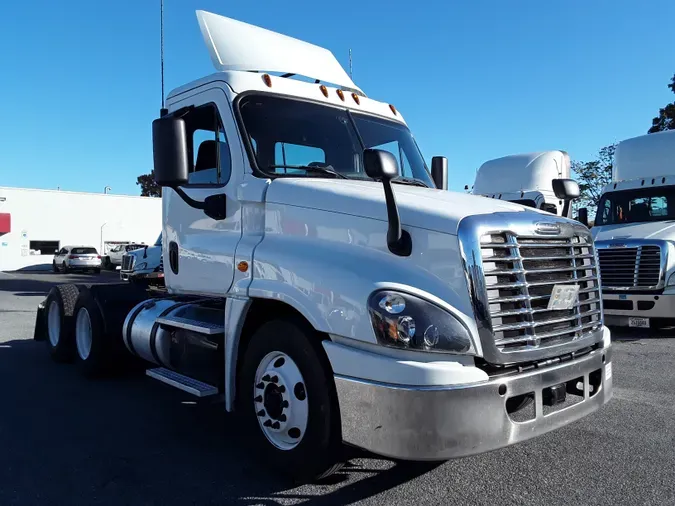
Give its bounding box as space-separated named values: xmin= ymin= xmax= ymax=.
xmin=73 ymin=290 xmax=113 ymax=377
xmin=52 ymin=261 xmax=58 ymax=273
xmin=44 ymin=284 xmax=80 ymax=362
xmin=238 ymin=318 xmax=344 ymax=482
xmin=61 ymin=261 xmax=69 ymax=274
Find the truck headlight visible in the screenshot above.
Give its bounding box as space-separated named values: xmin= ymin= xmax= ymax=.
xmin=367 ymin=290 xmax=476 ymax=354
xmin=667 ymin=273 xmax=675 ymax=287
xmin=136 ymin=262 xmax=147 ymax=270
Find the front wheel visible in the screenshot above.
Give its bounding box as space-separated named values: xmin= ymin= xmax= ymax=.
xmin=52 ymin=261 xmax=58 ymax=273
xmin=61 ymin=262 xmax=69 ymax=273
xmin=238 ymin=318 xmax=344 ymax=482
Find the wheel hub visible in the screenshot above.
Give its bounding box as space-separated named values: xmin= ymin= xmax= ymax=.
xmin=254 ymin=351 xmax=308 ymax=451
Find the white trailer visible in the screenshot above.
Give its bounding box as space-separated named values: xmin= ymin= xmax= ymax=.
xmin=472 ymin=151 xmax=576 ymax=217
xmin=588 ymin=129 xmax=675 ymax=329
xmin=34 ymin=11 xmax=612 ymax=481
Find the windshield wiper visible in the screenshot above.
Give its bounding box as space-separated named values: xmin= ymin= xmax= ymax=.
xmin=391 ymin=177 xmax=429 ymax=188
xmin=267 ymin=164 xmax=349 ymax=179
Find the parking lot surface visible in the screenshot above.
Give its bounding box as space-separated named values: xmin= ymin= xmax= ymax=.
xmin=1 ymin=271 xmax=674 ymax=506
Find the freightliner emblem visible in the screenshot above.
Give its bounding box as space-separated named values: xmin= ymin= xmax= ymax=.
xmin=534 ymin=222 xmax=561 ymax=235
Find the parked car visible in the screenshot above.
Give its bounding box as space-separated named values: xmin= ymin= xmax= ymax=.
xmin=52 ymin=246 xmax=102 ymax=274
xmin=103 ymin=243 xmax=146 ymax=270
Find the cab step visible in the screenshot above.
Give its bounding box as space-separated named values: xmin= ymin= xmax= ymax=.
xmin=155 ymin=315 xmax=225 ymax=335
xmin=146 ymin=367 xmax=218 ymax=397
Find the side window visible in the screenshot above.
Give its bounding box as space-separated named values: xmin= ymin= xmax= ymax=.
xmin=598 ymin=199 xmax=611 ymax=224
xmin=273 ymin=142 xmax=325 ymax=174
xmin=650 ymin=196 xmax=668 ymax=217
xmin=185 ymin=104 xmax=231 ymax=185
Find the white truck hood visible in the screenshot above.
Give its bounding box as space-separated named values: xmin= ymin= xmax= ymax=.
xmin=592 ymin=221 xmax=675 ymax=242
xmin=265 ymin=179 xmax=538 ymax=235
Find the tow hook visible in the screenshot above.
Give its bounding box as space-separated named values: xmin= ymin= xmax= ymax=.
xmin=543 ymin=383 xmax=567 ymax=406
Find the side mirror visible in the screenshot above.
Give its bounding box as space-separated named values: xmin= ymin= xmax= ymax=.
xmin=363 ymin=149 xmax=411 ymax=256
xmin=431 ymin=156 xmax=448 ymax=190
xmin=552 ymin=178 xmax=580 ymax=201
xmin=364 ymin=149 xmax=399 ymax=181
xmin=578 ymin=207 xmax=589 ymax=227
xmin=552 ymin=178 xmax=580 ymax=219
xmin=152 ymin=116 xmax=189 ymax=187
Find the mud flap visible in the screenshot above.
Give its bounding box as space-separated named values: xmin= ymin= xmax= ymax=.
xmin=33 ymin=300 xmax=47 ymax=341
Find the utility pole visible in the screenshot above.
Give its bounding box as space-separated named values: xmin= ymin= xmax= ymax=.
xmin=160 ymin=0 xmax=166 ymax=114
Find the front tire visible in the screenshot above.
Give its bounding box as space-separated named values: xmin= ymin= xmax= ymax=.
xmin=238 ymin=318 xmax=343 ymax=482
xmin=52 ymin=261 xmax=58 ymax=273
xmin=61 ymin=261 xmax=69 ymax=273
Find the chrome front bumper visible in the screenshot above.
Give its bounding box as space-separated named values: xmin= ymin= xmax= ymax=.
xmin=335 ymin=345 xmax=612 ymax=461
xmin=603 ymin=292 xmax=675 ymax=324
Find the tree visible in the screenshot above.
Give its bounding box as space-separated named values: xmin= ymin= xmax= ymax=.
xmin=648 ymin=73 xmax=675 ymax=133
xmin=571 ymin=144 xmax=615 ymax=211
xmin=136 ymin=171 xmax=161 ymax=197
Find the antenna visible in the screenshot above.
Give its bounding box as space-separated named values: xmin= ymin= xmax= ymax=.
xmin=160 ymin=0 xmax=167 ymax=116
xmin=349 ymin=48 xmax=353 ymax=79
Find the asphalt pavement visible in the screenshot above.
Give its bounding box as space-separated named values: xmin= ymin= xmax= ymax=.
xmin=1 ymin=271 xmax=674 ymax=506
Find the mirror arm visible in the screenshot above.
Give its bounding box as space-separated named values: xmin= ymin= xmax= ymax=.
xmin=382 ymin=179 xmax=412 ymax=256
xmin=173 ymin=186 xmax=206 ymax=210
xmin=171 ymin=187 xmax=227 ymax=221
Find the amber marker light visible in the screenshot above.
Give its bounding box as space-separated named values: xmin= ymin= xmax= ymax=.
xmin=237 ymin=261 xmax=249 ymax=272
xmin=352 ymin=93 xmax=360 ymax=105
xmin=319 ymin=85 xmax=329 ymax=97
xmin=262 ymin=74 xmax=272 ymax=87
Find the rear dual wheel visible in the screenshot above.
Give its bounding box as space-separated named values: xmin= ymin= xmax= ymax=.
xmin=44 ymin=284 xmax=80 ymax=362
xmin=239 ymin=318 xmax=344 ymax=482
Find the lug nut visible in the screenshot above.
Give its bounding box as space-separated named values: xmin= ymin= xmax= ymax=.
xmin=256 ymin=382 xmax=264 ymax=390
xmin=270 ymin=375 xmax=279 ymax=384
xmin=262 ymin=374 xmax=271 ymax=382
xmin=279 ymin=414 xmax=287 ymax=422
xmin=254 ymin=395 xmax=263 ymax=403
xmin=263 ymin=419 xmax=272 ymax=427
xmin=257 ymin=409 xmax=265 ymax=417
xmin=271 ymin=421 xmax=280 ymax=429
xmin=281 ymin=400 xmax=289 ymax=408
xmin=279 ymin=385 xmax=286 ymax=393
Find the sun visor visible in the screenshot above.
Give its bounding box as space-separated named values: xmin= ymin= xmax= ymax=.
xmin=196 ymin=10 xmax=362 ymax=93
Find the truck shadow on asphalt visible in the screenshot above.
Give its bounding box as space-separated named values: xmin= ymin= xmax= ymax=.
xmin=0 ymin=338 xmax=440 ymax=506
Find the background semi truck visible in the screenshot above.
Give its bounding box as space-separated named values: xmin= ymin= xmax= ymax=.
xmin=587 ymin=129 xmax=675 ymax=329
xmin=120 ymin=233 xmax=164 ymax=286
xmin=33 ymin=11 xmax=612 ymax=481
xmin=471 ymin=151 xmax=578 ymax=218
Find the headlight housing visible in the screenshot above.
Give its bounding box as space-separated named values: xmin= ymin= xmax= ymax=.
xmin=667 ymin=272 xmax=675 ymax=287
xmin=135 ymin=262 xmax=147 ymax=270
xmin=367 ymin=290 xmax=476 ymax=354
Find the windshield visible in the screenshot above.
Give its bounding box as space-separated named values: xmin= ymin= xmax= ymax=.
xmin=238 ymin=94 xmax=434 ymax=186
xmin=595 ymin=185 xmax=675 ymax=225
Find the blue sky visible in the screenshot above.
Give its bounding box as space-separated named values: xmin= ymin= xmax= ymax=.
xmin=0 ymin=0 xmax=673 ymax=195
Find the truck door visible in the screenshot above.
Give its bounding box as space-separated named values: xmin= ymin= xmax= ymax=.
xmin=163 ymin=87 xmax=243 ymax=296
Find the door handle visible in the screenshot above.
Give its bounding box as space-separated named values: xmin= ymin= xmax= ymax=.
xmin=169 ymin=241 xmax=179 ymax=274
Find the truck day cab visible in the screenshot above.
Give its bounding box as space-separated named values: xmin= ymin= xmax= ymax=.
xmin=34 ymin=11 xmax=612 ymax=480
xmin=586 ymin=130 xmax=675 ymax=329
xmin=471 ymin=151 xmax=580 ymax=218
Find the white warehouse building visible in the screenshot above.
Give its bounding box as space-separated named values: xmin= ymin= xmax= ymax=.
xmin=0 ymin=187 xmax=162 ymax=272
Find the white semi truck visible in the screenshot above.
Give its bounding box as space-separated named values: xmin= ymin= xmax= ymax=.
xmin=471 ymin=151 xmax=577 ymax=218
xmin=120 ymin=233 xmax=164 ymax=286
xmin=33 ymin=11 xmax=612 ymax=481
xmin=585 ymin=130 xmax=675 ymax=329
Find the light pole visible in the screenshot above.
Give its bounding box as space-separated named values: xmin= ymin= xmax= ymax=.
xmin=100 ymin=222 xmax=107 ymax=253
xmin=104 ymin=186 xmax=111 ymax=194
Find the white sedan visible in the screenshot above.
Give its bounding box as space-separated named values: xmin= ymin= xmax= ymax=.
xmin=52 ymin=246 xmax=102 ymax=274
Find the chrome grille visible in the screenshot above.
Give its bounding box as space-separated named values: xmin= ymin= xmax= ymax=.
xmin=480 ymin=232 xmax=603 ymax=354
xmin=121 ymin=254 xmax=135 ymax=272
xmin=597 ymin=245 xmax=662 ymax=289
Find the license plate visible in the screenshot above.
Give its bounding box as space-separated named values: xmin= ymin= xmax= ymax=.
xmin=629 ymin=317 xmax=649 ymax=328
xmin=547 ymin=284 xmax=580 ymax=310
